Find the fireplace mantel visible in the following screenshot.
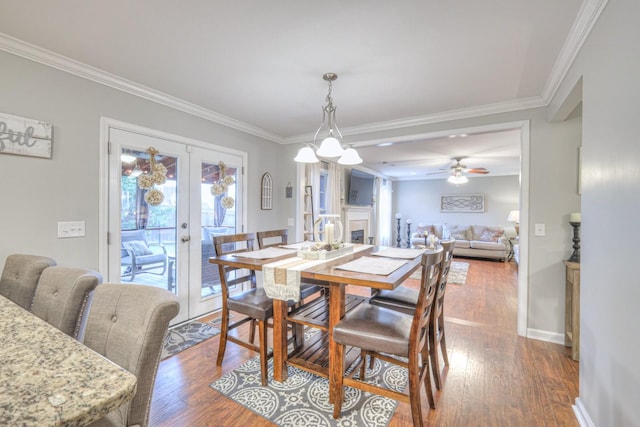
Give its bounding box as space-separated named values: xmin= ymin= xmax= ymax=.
xmin=342 ymin=206 xmax=373 ymax=244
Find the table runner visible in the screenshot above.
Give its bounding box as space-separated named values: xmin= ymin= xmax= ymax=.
xmin=232 ymin=247 xmax=296 ymax=259
xmin=263 ymin=245 xmax=372 ymax=301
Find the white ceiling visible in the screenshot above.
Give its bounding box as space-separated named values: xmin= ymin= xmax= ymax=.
xmin=0 ymin=0 xmax=591 ymax=179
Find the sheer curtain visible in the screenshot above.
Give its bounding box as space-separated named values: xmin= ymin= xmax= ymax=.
xmin=377 ymin=178 xmax=392 ymax=246
xmin=327 ymin=162 xmax=342 ymax=216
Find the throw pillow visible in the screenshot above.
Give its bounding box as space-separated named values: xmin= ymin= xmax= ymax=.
xmin=122 ymin=240 xmax=153 ymax=256
xmin=479 ymin=230 xmax=501 ymax=242
xmin=415 ymin=225 xmax=433 ymax=236
xmin=443 ymin=224 xmax=470 ymax=240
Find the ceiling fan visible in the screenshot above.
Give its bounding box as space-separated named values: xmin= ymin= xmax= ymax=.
xmin=426 ymin=157 xmax=490 ymax=181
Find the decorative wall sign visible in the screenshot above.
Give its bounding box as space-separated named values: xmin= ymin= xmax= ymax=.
xmin=0 ymin=112 xmax=52 ymax=159
xmin=261 ymin=172 xmax=273 ymax=210
xmin=441 ymin=194 xmax=485 ymax=213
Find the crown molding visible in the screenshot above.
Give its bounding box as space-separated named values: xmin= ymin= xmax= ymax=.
xmin=283 ymin=96 xmax=545 ymax=145
xmin=0 ymin=32 xmax=283 ymax=144
xmin=541 ymin=0 xmax=609 ymax=103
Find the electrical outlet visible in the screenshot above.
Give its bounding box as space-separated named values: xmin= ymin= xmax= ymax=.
xmin=58 ymin=221 xmax=86 ymax=238
xmin=534 ymin=223 xmax=545 ymax=236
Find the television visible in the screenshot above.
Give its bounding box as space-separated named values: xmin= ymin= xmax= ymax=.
xmin=347 ymin=169 xmax=374 ymax=206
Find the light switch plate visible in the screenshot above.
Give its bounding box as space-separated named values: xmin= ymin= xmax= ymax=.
xmin=58 ymin=221 xmax=86 ymax=238
xmin=287 ymin=218 xmax=295 ymax=226
xmin=534 ymin=223 xmax=545 ymax=236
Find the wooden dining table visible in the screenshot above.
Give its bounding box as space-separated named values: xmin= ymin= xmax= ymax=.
xmin=0 ymin=295 xmax=137 ymax=426
xmin=209 ymin=244 xmax=424 ymax=402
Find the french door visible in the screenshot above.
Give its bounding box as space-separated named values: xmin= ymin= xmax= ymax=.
xmin=105 ymin=121 xmax=245 ymax=324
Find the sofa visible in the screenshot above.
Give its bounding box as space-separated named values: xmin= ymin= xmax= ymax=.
xmin=410 ymin=224 xmax=508 ymax=261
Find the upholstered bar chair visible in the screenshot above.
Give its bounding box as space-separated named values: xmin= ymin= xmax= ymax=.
xmin=0 ymin=254 xmax=56 ymax=310
xmin=31 ymin=266 xmax=102 ymax=338
xmin=256 ymin=229 xmax=323 ymax=301
xmin=83 ymin=283 xmax=179 ymax=427
xmin=332 ymin=248 xmax=443 ymax=427
xmin=214 ymin=232 xmax=292 ymax=386
xmin=368 ymin=240 xmax=456 ymax=390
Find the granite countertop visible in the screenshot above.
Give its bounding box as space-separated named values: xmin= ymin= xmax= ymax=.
xmin=0 ymin=296 xmax=137 ymax=426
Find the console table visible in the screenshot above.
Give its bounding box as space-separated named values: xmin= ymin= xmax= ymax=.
xmin=564 ymin=261 xmax=580 ymax=361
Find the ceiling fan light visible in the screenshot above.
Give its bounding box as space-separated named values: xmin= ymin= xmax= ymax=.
xmin=448 ymin=174 xmax=468 ymax=184
xmin=316 ymin=136 xmax=344 ymax=157
xmin=294 ymin=146 xmax=320 ymax=163
xmin=338 ymin=147 xmax=363 ymax=165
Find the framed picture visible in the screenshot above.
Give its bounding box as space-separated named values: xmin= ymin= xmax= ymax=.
xmin=441 ymin=194 xmax=485 ymax=213
xmin=261 ymin=172 xmax=273 ymax=210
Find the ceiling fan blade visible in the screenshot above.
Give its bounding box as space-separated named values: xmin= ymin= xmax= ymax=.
xmin=467 ymin=168 xmax=490 ymax=174
xmin=425 ymin=170 xmax=449 ymax=175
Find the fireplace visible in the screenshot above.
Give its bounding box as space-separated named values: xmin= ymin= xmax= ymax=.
xmin=351 ymin=230 xmax=364 ymax=244
xmin=343 ymin=206 xmax=373 ymax=244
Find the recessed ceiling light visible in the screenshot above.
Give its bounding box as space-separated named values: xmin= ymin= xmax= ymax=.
xmin=448 ymin=135 xmax=456 ymax=139
xmin=459 ymin=134 xmax=468 ymax=137
xmin=378 ymin=142 xmax=394 ymax=147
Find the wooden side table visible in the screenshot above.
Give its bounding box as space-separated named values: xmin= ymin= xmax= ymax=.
xmin=564 ymin=261 xmax=580 ymax=361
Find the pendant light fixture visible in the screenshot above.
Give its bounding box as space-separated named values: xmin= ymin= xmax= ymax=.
xmin=294 ymin=73 xmax=362 ymax=165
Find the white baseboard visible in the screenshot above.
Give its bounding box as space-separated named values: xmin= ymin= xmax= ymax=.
xmin=573 ymin=397 xmax=595 ymax=427
xmin=526 ymin=328 xmax=565 ymax=344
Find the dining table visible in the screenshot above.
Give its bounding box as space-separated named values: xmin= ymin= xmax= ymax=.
xmin=0 ymin=295 xmax=137 ymax=427
xmin=209 ymin=243 xmax=425 ymax=403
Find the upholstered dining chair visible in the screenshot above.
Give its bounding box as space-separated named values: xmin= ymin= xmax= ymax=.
xmin=31 ymin=266 xmax=102 ymax=338
xmin=256 ymin=229 xmax=323 ymax=301
xmin=332 ymin=248 xmax=443 ymax=427
xmin=83 ymin=283 xmax=179 ymax=427
xmin=368 ymin=239 xmax=456 ymax=391
xmin=214 ymin=232 xmax=294 ymax=386
xmin=0 ymin=254 xmax=56 ymax=310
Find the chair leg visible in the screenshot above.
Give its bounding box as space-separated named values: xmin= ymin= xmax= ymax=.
xmin=332 ymin=344 xmax=345 ymax=419
xmin=258 ymin=319 xmax=268 ymax=386
xmin=216 ymin=310 xmax=229 ymax=367
xmin=440 ymin=314 xmax=449 ymax=367
xmin=429 ymin=321 xmax=443 ymax=390
xmin=422 ymin=349 xmax=436 ymax=410
xmin=249 ymin=319 xmax=256 ymax=344
xmin=359 ymin=350 xmax=368 ymax=380
xmin=408 ymin=353 xmax=425 ymax=427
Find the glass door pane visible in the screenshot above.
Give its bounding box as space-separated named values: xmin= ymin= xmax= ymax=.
xmin=189 ymin=147 xmax=243 ymax=316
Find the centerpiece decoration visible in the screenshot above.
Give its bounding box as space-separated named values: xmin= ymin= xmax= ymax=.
xmin=210 ymin=161 xmax=235 ymax=209
xmin=137 ymin=147 xmax=167 ymax=206
xmin=299 ymin=214 xmax=352 ymax=259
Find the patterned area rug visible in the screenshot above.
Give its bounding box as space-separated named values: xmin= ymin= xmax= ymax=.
xmin=410 ymin=260 xmax=469 ymax=284
xmin=210 ymin=353 xmax=407 ymax=427
xmin=161 ymin=319 xmax=221 ymax=360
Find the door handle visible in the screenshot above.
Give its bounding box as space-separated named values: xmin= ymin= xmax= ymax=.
xmin=181 ymin=236 xmax=191 ymax=243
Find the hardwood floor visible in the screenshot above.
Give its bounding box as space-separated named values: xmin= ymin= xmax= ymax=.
xmin=149 ymin=258 xmax=579 ymax=426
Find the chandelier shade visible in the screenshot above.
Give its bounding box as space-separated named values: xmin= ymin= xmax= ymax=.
xmin=294 ymin=73 xmax=362 ymax=165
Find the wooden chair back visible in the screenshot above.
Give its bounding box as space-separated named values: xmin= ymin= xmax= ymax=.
xmin=257 ymin=229 xmax=288 ymax=248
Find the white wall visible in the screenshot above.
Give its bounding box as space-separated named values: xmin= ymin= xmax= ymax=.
xmin=0 ymin=50 xmax=290 ymax=272
xmin=550 ymin=1 xmax=640 ymax=425
xmin=393 ymin=175 xmax=520 ymax=244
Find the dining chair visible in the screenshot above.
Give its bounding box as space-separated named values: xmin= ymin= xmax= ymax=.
xmin=83 ymin=283 xmax=179 ymax=427
xmin=332 ymin=248 xmax=443 ymax=426
xmin=0 ymin=254 xmax=56 ymax=310
xmin=256 ymin=228 xmax=323 ymax=301
xmin=31 ymin=266 xmax=102 ymax=338
xmin=214 ymin=232 xmax=291 ymax=386
xmin=368 ymin=240 xmax=456 ymax=390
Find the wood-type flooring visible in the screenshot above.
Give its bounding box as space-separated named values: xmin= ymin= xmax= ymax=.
xmin=149 ymin=258 xmax=579 ymax=426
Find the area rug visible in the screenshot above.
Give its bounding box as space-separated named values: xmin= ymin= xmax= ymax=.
xmin=161 ymin=320 xmax=221 ymax=360
xmin=410 ymin=260 xmax=469 ymax=284
xmin=210 ymin=354 xmax=407 ymax=427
